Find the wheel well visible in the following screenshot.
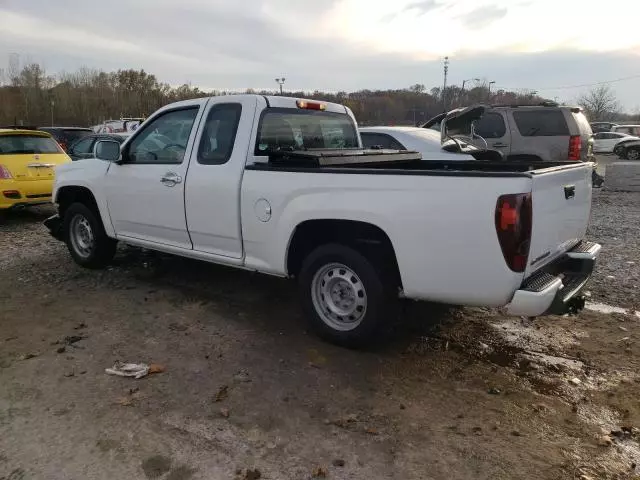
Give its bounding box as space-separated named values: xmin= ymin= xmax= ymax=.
xmin=286 ymin=219 xmax=402 ymax=288
xmin=56 ymin=186 xmax=99 ymax=218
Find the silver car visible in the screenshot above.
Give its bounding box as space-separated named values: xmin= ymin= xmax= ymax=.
xmin=424 ymin=103 xmax=594 ymax=163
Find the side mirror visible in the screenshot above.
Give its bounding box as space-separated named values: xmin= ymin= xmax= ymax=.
xmin=94 ymin=140 xmax=121 ymax=162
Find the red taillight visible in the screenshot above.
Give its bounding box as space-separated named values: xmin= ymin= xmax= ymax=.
xmin=0 ymin=165 xmax=12 ymax=179
xmin=568 ymin=135 xmax=581 ymax=161
xmin=3 ymin=190 xmax=21 ymax=199
xmin=296 ymin=100 xmax=326 ymax=111
xmin=495 ymin=193 xmax=532 ymax=273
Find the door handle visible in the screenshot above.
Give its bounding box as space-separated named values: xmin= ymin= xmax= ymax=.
xmin=564 ymin=185 xmax=576 ymax=200
xmin=160 ymin=172 xmax=182 ymax=186
xmin=492 ymin=143 xmax=508 ymax=148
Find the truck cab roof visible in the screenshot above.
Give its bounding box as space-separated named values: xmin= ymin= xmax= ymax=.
xmin=154 ymin=95 xmax=349 ymax=115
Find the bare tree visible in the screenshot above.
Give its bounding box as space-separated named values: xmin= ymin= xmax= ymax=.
xmin=577 ymin=84 xmax=620 ymax=121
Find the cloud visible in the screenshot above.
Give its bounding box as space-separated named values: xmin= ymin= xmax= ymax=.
xmin=0 ymin=0 xmax=638 ymax=109
xmin=404 ymin=0 xmax=440 ymax=14
xmin=456 ymin=5 xmax=508 ymax=30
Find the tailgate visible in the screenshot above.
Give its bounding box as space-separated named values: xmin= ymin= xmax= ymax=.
xmin=2 ymin=153 xmax=70 ymax=181
xmin=525 ymin=163 xmax=593 ymax=276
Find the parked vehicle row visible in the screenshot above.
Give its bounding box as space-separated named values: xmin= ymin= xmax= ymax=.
xmin=589 ymin=122 xmax=640 ymax=159
xmin=592 ymin=131 xmax=638 ymax=154
xmin=43 ymin=95 xmax=600 ymax=348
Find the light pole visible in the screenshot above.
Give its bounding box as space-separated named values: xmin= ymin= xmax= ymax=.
xmin=50 ymin=99 xmax=54 ymax=126
xmin=488 ymin=81 xmax=496 ymax=102
xmin=275 ymin=77 xmax=286 ymax=95
xmin=461 ymin=78 xmax=480 ymax=91
xmin=442 ymin=56 xmax=449 ymax=111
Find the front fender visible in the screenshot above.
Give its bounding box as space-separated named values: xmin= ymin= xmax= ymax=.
xmin=54 ymin=160 xmax=115 ymax=237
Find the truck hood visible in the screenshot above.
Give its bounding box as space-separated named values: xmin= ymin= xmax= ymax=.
xmin=56 ymin=158 xmax=108 ymax=174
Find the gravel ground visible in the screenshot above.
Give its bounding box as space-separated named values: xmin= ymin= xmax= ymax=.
xmin=0 ymin=189 xmax=639 ymax=480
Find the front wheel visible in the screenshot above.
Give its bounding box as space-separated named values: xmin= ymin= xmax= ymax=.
xmin=627 ymin=147 xmax=640 ymax=161
xmin=63 ymin=202 xmax=117 ymax=269
xmin=298 ymin=243 xmax=397 ymax=348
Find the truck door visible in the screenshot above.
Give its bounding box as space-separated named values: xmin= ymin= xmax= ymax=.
xmin=474 ymin=111 xmax=511 ymax=156
xmin=184 ymin=96 xmax=258 ymax=259
xmin=104 ymin=100 xmax=207 ymax=249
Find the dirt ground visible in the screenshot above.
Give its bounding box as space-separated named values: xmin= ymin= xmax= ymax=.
xmin=1 ymin=187 xmax=639 ymax=480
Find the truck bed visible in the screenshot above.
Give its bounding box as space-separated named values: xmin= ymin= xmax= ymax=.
xmin=249 ymin=154 xmax=593 ymax=178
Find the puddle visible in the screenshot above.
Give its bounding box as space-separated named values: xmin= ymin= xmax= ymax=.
xmin=585 ymin=302 xmax=629 ymax=315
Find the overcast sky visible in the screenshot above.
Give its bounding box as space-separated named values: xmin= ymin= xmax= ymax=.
xmin=1 ymin=0 xmax=639 ymax=110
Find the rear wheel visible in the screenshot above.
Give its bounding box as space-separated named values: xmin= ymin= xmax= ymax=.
xmin=627 ymin=147 xmax=640 ymax=161
xmin=63 ymin=202 xmax=116 ymax=268
xmin=298 ymin=243 xmax=397 ymax=348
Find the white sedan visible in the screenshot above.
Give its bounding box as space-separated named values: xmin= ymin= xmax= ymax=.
xmin=359 ymin=126 xmax=476 ymax=160
xmin=593 ymin=131 xmax=637 ymax=153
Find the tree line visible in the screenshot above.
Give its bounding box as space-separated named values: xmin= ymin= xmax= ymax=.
xmin=0 ymin=60 xmax=635 ymax=128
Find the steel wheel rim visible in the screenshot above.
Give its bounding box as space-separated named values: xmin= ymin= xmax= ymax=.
xmin=311 ymin=262 xmax=367 ymax=331
xmin=628 ymin=149 xmax=639 ymax=160
xmin=70 ymin=214 xmax=94 ymax=258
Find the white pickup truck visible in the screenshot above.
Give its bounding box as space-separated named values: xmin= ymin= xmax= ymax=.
xmin=45 ymin=95 xmax=601 ymax=347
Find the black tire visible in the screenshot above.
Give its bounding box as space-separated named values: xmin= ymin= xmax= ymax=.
xmin=298 ymin=243 xmax=397 ymax=348
xmin=627 ymin=147 xmax=640 ymax=161
xmin=63 ymin=202 xmax=116 ymax=269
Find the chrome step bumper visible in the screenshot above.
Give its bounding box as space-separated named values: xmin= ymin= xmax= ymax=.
xmin=507 ymin=240 xmax=601 ymax=317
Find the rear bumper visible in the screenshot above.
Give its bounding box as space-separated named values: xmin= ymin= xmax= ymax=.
xmin=1 ymin=180 xmax=53 ymax=209
xmin=44 ymin=214 xmax=64 ymax=241
xmin=506 ymin=240 xmax=601 ymax=317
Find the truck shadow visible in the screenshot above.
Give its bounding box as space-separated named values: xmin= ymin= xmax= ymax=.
xmin=114 ymin=245 xmax=455 ymax=354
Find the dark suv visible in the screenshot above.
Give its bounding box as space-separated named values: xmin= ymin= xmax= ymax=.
xmin=37 ymin=127 xmax=93 ymax=152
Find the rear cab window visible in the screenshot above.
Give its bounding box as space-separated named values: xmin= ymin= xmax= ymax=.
xmin=255 ymin=108 xmax=359 ymax=155
xmin=512 ymin=110 xmax=569 ymax=136
xmin=0 ymin=134 xmax=64 ymax=155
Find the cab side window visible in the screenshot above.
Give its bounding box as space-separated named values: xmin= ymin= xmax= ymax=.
xmin=127 ymin=108 xmax=198 ymax=164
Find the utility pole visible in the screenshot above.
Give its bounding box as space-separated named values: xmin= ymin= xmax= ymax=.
xmin=275 ymin=77 xmax=286 ymax=95
xmin=442 ymin=56 xmax=449 ymax=112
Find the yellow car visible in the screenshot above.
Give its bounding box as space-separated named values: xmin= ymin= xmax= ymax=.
xmin=0 ymin=129 xmax=71 ymax=210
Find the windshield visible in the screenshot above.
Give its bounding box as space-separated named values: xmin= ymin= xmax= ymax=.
xmin=255 ymin=108 xmax=359 ymax=154
xmin=0 ymin=135 xmax=64 ymax=155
